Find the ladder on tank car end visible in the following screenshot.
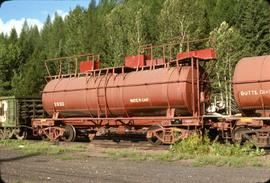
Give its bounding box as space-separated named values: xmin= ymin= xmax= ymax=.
xmin=96 ymin=69 xmax=110 ymax=118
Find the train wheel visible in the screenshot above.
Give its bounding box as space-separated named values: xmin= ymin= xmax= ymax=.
xmin=232 ymin=127 xmax=251 ymax=144
xmin=62 ymin=125 xmax=76 ymax=142
xmin=41 ymin=135 xmax=49 ymax=141
xmin=15 ymin=130 xmax=27 ymax=140
xmin=146 ymin=125 xmax=163 ymax=145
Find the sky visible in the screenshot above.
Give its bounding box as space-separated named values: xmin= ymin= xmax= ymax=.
xmin=0 ymin=0 xmax=90 ymax=35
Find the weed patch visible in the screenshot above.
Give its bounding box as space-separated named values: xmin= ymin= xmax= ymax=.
xmin=104 ymin=134 xmax=267 ymax=167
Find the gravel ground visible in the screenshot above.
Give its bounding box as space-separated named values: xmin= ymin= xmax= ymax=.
xmin=1 ymin=147 xmax=270 ymax=183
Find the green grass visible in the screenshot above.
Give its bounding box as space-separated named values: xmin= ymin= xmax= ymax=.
xmin=170 ymin=134 xmax=266 ymax=166
xmin=104 ymin=134 xmax=268 ymax=167
xmin=105 ymin=148 xmax=171 ymax=161
xmin=1 ymin=137 xmax=268 ymax=167
xmin=0 ymin=139 xmax=86 ymax=156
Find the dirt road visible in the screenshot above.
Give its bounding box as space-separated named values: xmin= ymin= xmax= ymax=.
xmin=1 ymin=146 xmax=270 ymax=183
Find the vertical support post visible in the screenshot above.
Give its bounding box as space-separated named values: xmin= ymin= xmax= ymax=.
xmin=75 ymin=58 xmax=78 ymax=76
xmin=228 ymin=58 xmax=232 ymax=116
xmin=196 ymin=58 xmax=200 ymax=117
xmin=166 ymin=108 xmax=175 ymax=118
xmin=98 ymin=69 xmax=101 ymax=77
xmin=104 ymin=68 xmax=109 ymax=118
xmin=191 ymin=57 xmax=196 ymax=116
xmin=150 ymin=45 xmax=153 ymax=61
xmin=58 ymin=60 xmax=62 ymax=78
xmin=176 ymin=60 xmax=179 ymax=69
xmin=187 ymin=37 xmax=190 ymax=52
xmin=169 ymin=45 xmax=172 ymax=62
xmin=122 ymin=67 xmax=124 ymax=75
xmin=163 ymin=45 xmax=166 ymax=63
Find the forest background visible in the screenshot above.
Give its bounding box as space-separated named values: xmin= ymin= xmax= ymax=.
xmin=0 ymin=0 xmax=269 ymax=112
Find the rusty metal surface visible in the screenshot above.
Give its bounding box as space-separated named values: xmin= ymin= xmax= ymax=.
xmin=125 ymin=55 xmax=149 ymax=68
xmin=80 ymin=61 xmax=100 ymax=72
xmin=42 ymin=66 xmax=197 ymax=118
xmin=233 ymin=55 xmax=270 ymax=114
xmin=32 ymin=116 xmax=201 ymax=127
xmin=176 ymin=48 xmax=216 ymax=60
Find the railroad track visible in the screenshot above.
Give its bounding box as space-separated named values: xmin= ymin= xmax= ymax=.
xmin=5 ymin=137 xmax=270 ymax=153
xmin=90 ymin=140 xmax=170 ymax=151
xmin=15 ymin=137 xmax=170 ymax=151
xmin=71 ymin=135 xmax=170 ymax=151
xmin=56 ymin=138 xmax=170 ymax=151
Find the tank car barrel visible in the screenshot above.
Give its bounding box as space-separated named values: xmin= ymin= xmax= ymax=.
xmin=42 ymin=67 xmax=199 ymax=118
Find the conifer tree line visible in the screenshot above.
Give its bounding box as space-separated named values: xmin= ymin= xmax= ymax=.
xmin=0 ymin=0 xmax=269 ymax=98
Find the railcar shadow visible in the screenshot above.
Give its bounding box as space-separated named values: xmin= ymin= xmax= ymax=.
xmin=0 ymin=152 xmax=40 ymax=163
xmin=257 ymin=178 xmax=270 ymax=183
xmin=0 ymin=153 xmax=40 ymax=183
xmin=76 ymin=134 xmax=148 ymax=143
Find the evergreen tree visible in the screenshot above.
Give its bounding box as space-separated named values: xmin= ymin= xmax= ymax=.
xmin=8 ymin=28 xmax=18 ymax=44
xmin=158 ymin=0 xmax=208 ymax=43
xmin=0 ymin=28 xmax=22 ymax=95
xmin=51 ymin=13 xmax=66 ymax=57
xmin=41 ymin=15 xmax=53 ymax=58
xmin=205 ymin=0 xmax=240 ymax=30
xmin=92 ymin=0 xmax=118 ymax=65
xmin=239 ymin=0 xmax=270 ymax=55
xmin=104 ymin=0 xmax=161 ymax=66
xmin=65 ymin=6 xmax=86 ymax=55
xmin=0 ymin=0 xmax=269 ymax=97
xmin=83 ymin=0 xmax=97 ymax=52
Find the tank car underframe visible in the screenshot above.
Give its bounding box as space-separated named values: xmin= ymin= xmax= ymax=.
xmin=31 ymin=116 xmax=203 ymax=143
xmin=209 ymin=116 xmax=270 ymax=148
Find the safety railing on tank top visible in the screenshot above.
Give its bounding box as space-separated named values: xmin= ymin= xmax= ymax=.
xmin=44 ymin=53 xmax=100 ymax=81
xmin=135 ymin=37 xmax=211 ymax=71
xmin=43 ymin=37 xmax=213 ymax=81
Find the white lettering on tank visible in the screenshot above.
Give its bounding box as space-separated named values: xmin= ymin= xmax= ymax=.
xmin=54 ymin=102 xmax=65 ymax=107
xmin=240 ymin=89 xmax=270 ymax=96
xmin=130 ymin=97 xmax=149 ymax=103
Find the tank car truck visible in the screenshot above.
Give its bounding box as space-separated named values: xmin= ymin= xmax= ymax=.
xmin=0 ymin=96 xmax=45 ymax=140
xmin=31 ymin=39 xmax=216 ymax=144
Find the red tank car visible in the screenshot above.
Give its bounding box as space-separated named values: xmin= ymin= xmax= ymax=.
xmin=233 ymin=55 xmax=270 ymax=116
xmin=218 ymin=55 xmax=270 ymax=148
xmin=28 ymin=42 xmax=270 ymax=147
xmin=42 ymin=66 xmax=196 ymax=118
xmin=32 ymin=43 xmax=216 ymax=144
